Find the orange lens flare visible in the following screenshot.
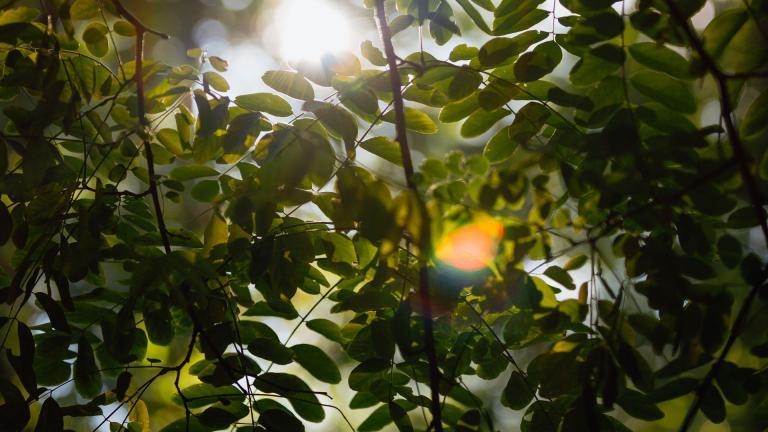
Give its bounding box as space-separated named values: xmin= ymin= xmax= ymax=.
xmin=435 ymin=216 xmax=504 ymax=272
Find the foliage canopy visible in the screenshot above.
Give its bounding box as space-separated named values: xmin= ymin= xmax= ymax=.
xmin=0 ymin=0 xmax=767 ymax=431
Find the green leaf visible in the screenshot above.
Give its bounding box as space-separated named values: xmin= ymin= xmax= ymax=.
xmin=74 ymin=337 xmax=101 ymax=399
xmin=209 ymin=56 xmax=229 ymax=72
xmin=456 ymin=0 xmax=492 ymax=34
xmin=248 ymin=338 xmax=294 ymax=364
xmin=563 ymin=255 xmax=588 ymax=271
xmin=514 ymin=41 xmax=562 ymax=82
xmin=0 ymin=7 xmax=39 ymax=25
xmin=616 ymin=389 xmax=664 ymax=421
xmin=34 ymin=293 xmax=70 ymax=332
xmin=169 ymin=164 xmax=219 ymax=181
xmin=204 ymin=71 xmax=230 ymax=92
xmin=291 ymin=344 xmax=342 ymax=384
xmin=383 ymin=107 xmax=438 ymax=134
xmin=235 ymin=93 xmax=293 ymax=117
xmin=439 ymin=94 xmax=480 ymax=123
xmin=82 ymin=22 xmax=109 ymax=57
xmin=493 ymin=1 xmax=549 ymax=35
xmin=262 ymin=70 xmax=315 ymax=100
xmin=358 ymin=405 xmax=392 ymax=432
xmin=544 ymin=265 xmax=575 ymax=290
xmin=700 ymin=386 xmax=726 ymax=423
xmin=157 ymin=129 xmax=185 ymax=156
xmin=569 ymin=43 xmax=625 ymax=86
xmin=70 ymin=0 xmax=98 ymax=20
xmin=306 ymin=319 xmax=346 ymax=344
xmin=461 ymin=108 xmax=510 ymax=138
xmin=483 ymin=126 xmax=517 ymax=163
xmin=502 ymin=371 xmax=534 ymax=409
xmin=741 ymin=89 xmax=768 ymax=139
xmin=34 ymin=397 xmax=63 ymax=432
xmin=630 ymin=71 xmax=696 ymax=114
xmin=191 ymin=180 xmax=220 ymax=202
xmin=360 ymin=137 xmax=402 ymax=165
xmin=449 ymin=43 xmax=479 ymax=61
xmin=702 ymin=9 xmax=749 ymax=59
xmin=304 ymin=101 xmax=358 ymax=145
xmin=254 ymin=373 xmax=325 ymax=422
xmin=628 ymin=42 xmax=692 ymax=80
xmin=361 ymin=40 xmax=387 ymax=66
xmin=479 ymin=31 xmax=548 ymax=67
xmin=259 ymin=409 xmax=305 ymax=432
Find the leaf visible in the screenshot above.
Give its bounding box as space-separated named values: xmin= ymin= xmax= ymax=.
xmin=291 ymin=344 xmax=342 ymax=384
xmin=34 ymin=293 xmax=70 ymax=332
xmin=502 ymin=371 xmax=534 ymax=409
xmin=493 ymin=3 xmax=549 ymax=35
xmin=514 ymin=41 xmax=562 ymax=82
xmin=702 ymin=9 xmax=749 ymax=59
xmin=616 ymin=389 xmax=664 ymax=421
xmin=191 ymin=180 xmax=220 ymax=202
xmin=0 ymin=381 xmax=30 ymax=431
xmin=478 ymin=31 xmax=548 ymax=67
xmin=306 ymin=319 xmax=346 ymax=344
xmin=717 ymin=234 xmax=742 ymax=268
xmin=209 ymin=56 xmax=229 ymax=72
xmin=0 ymin=201 xmax=12 ymax=246
xmin=358 ymin=405 xmax=392 ymax=432
xmin=383 ymin=108 xmax=438 ymax=134
xmin=262 ymin=70 xmax=315 ymax=100
xmin=74 ymin=337 xmax=101 ymax=399
xmin=248 ymin=338 xmax=294 ymax=364
xmin=456 ymin=0 xmax=492 ymax=34
xmin=235 ymin=93 xmax=293 ymax=117
xmin=304 ymin=101 xmax=358 ymax=145
xmin=361 ymin=40 xmax=387 ymax=66
xmin=34 ymin=397 xmax=63 ymax=432
xmin=82 ymin=22 xmax=109 ymax=57
xmin=563 ymin=255 xmax=588 ymax=271
xmin=70 ymin=0 xmax=98 ymax=20
xmin=169 ymin=164 xmax=219 ymax=181
xmin=439 ymin=94 xmax=480 ymax=123
xmin=544 ymin=266 xmax=575 ymax=290
xmin=741 ymin=89 xmax=768 ymax=139
xmin=569 ymin=43 xmax=625 ymax=86
xmin=628 ymin=42 xmax=692 ymax=80
xmin=700 ymin=386 xmax=726 ymax=423
xmin=461 ymin=108 xmax=510 ymax=138
xmin=0 ymin=7 xmax=39 ymax=26
xmin=259 ymin=409 xmax=305 ymax=432
xmin=630 ymin=71 xmax=696 ymax=114
xmin=204 ymin=71 xmax=230 ymax=92
xmin=360 ymin=137 xmax=402 ymax=165
xmin=254 ymin=373 xmax=325 ymax=422
xmin=157 ymin=129 xmax=184 ymax=156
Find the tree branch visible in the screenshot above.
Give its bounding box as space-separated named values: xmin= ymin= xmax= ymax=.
xmin=374 ymin=2 xmax=443 ymax=430
xmin=660 ymin=2 xmax=768 ymax=430
xmin=110 ymin=0 xmax=172 ymax=255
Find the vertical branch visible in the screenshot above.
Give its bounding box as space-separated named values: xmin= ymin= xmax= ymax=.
xmin=660 ymin=1 xmax=768 ymax=430
xmin=374 ymin=2 xmax=443 ymax=430
xmin=110 ymin=0 xmax=172 ymax=254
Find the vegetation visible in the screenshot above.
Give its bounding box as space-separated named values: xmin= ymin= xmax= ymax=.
xmin=0 ymin=0 xmax=767 ymax=430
